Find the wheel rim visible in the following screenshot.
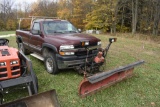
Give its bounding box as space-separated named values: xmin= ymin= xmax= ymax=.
xmin=46 ymin=58 xmax=54 ymax=73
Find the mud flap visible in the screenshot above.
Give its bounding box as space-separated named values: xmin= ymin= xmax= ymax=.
xmin=1 ymin=89 xmax=60 ymax=107
xmin=79 ymin=60 xmax=145 ymax=97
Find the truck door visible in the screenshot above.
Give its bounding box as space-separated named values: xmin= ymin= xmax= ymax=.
xmin=29 ymin=22 xmax=43 ymax=54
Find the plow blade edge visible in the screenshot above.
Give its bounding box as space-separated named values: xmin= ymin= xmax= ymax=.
xmin=79 ymin=60 xmax=145 ymax=97
xmin=1 ymin=89 xmax=60 ymax=107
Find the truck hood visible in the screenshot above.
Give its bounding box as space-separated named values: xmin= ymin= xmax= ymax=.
xmin=45 ymin=33 xmax=100 ymax=46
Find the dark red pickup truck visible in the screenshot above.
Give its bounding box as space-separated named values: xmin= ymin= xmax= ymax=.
xmin=16 ymin=17 xmax=101 ymax=74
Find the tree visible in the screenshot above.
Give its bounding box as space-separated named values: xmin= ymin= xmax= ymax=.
xmin=6 ymin=19 xmax=16 ymax=30
xmin=0 ymin=0 xmax=159 ymax=35
xmin=0 ymin=0 xmax=14 ymax=21
xmin=0 ymin=19 xmax=5 ymax=30
xmin=132 ymin=0 xmax=138 ymax=34
xmin=84 ymin=1 xmax=108 ymax=31
xmin=30 ymin=0 xmax=58 ymax=17
xmin=70 ymin=0 xmax=85 ymax=29
xmin=57 ymin=0 xmax=71 ymax=19
xmin=152 ymin=0 xmax=160 ymax=36
xmin=84 ymin=0 xmax=118 ymax=33
xmin=23 ymin=1 xmax=31 ymax=17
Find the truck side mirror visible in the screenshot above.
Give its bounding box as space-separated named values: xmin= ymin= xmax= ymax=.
xmin=31 ymin=30 xmax=41 ymax=35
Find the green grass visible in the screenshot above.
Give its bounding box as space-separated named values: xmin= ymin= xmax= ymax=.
xmin=0 ymin=31 xmax=15 ymax=35
xmin=3 ymin=34 xmax=160 ymax=107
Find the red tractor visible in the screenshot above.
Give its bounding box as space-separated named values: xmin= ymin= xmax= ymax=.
xmin=0 ymin=38 xmax=38 ymax=104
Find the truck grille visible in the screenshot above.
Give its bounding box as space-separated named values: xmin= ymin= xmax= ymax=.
xmin=75 ymin=43 xmax=97 ymax=48
xmin=0 ymin=61 xmax=21 ymax=81
xmin=75 ymin=50 xmax=93 ymax=56
xmin=74 ymin=42 xmax=99 ymax=56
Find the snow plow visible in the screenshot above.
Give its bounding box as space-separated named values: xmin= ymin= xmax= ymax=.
xmin=76 ymin=38 xmax=145 ymax=97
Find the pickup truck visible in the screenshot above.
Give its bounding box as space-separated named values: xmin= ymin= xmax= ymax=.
xmin=16 ymin=17 xmax=101 ymax=74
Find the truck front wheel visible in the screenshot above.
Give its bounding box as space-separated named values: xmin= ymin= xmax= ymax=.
xmin=44 ymin=52 xmax=59 ymax=74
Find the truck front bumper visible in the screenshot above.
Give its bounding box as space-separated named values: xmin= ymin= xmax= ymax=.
xmin=56 ymin=53 xmax=97 ymax=69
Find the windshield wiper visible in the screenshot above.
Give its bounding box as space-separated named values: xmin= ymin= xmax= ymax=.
xmin=53 ymin=30 xmax=77 ymax=34
xmin=67 ymin=30 xmax=78 ymax=33
xmin=53 ymin=31 xmax=65 ymax=34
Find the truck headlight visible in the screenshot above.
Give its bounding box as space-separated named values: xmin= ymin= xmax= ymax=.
xmin=81 ymin=41 xmax=89 ymax=46
xmin=60 ymin=45 xmax=74 ymax=50
xmin=97 ymin=41 xmax=101 ymax=45
xmin=59 ymin=52 xmax=75 ymax=55
xmin=59 ymin=45 xmax=75 ymax=55
xmin=10 ymin=60 xmax=18 ymax=65
xmin=0 ymin=62 xmax=6 ymax=66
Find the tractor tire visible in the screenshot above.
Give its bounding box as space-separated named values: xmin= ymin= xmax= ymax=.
xmin=18 ymin=43 xmax=30 ymax=55
xmin=44 ymin=52 xmax=59 ymax=74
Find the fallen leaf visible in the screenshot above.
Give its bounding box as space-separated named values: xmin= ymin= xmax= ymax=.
xmin=94 ymin=98 xmax=96 ymax=103
xmin=151 ymin=102 xmax=155 ymax=106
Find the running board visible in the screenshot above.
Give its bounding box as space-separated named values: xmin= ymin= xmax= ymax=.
xmin=30 ymin=53 xmax=44 ymax=61
xmin=78 ymin=60 xmax=145 ymax=97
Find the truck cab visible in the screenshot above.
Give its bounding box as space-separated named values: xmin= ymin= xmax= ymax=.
xmin=16 ymin=16 xmax=101 ymax=74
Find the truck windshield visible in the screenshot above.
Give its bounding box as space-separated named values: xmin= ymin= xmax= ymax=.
xmin=43 ymin=21 xmax=78 ymax=34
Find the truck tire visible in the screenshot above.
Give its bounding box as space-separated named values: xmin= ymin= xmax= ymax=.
xmin=44 ymin=52 xmax=59 ymax=74
xmin=18 ymin=43 xmax=30 ymax=55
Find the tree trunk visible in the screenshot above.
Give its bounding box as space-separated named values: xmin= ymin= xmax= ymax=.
xmin=132 ymin=0 xmax=138 ymax=35
xmin=113 ymin=0 xmax=120 ymax=34
xmin=153 ymin=0 xmax=160 ymax=36
xmin=121 ymin=6 xmax=124 ymax=32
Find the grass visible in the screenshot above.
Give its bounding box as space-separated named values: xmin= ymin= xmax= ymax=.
xmin=2 ymin=34 xmax=160 ymax=107
xmin=0 ymin=31 xmax=15 ymax=35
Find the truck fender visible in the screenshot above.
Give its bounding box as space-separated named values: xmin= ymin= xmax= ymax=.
xmin=42 ymin=43 xmax=58 ymax=53
xmin=16 ymin=35 xmax=23 ymax=43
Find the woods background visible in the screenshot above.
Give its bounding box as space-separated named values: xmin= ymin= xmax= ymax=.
xmin=0 ymin=0 xmax=160 ymax=36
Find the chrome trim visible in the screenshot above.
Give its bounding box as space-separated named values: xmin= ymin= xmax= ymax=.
xmin=23 ymin=42 xmax=41 ymax=51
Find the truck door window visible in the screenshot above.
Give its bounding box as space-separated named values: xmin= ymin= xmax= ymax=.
xmin=32 ymin=22 xmax=40 ymax=31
